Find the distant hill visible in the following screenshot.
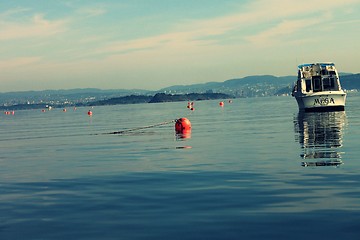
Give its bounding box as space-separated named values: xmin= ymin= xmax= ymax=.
xmin=89 ymin=92 xmax=232 ymax=105
xmin=0 ymin=92 xmax=233 ymax=110
xmin=340 ymin=73 xmax=360 ymax=90
xmin=160 ymin=73 xmax=360 ymax=95
xmin=88 ymin=95 xmax=152 ymax=106
xmin=222 ymin=75 xmax=294 ymax=87
xmin=0 ymin=88 xmax=153 ymax=106
xmin=160 ymin=75 xmax=296 ymax=97
xmin=1 ymin=73 xmax=359 ymax=109
xmin=161 ymin=73 xmax=360 ymax=97
xmin=148 ymin=92 xmax=232 ymax=103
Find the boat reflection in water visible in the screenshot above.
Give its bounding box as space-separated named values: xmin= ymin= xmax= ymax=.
xmin=294 ymin=111 xmax=347 ymax=167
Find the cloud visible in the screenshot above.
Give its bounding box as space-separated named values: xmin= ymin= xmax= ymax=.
xmin=241 ymin=0 xmax=359 ymax=46
xmin=95 ymin=32 xmax=191 ymax=56
xmin=76 ymin=7 xmax=107 ymax=17
xmin=0 ymin=7 xmax=31 ymax=18
xmin=245 ymin=17 xmax=324 ymax=46
xmin=93 ymin=0 xmax=358 ymax=59
xmin=0 ymin=11 xmax=67 ymax=41
xmin=0 ymin=56 xmax=42 ymax=69
xmin=1 ymin=0 xmax=358 ymax=90
xmin=188 ymin=0 xmax=357 ymax=45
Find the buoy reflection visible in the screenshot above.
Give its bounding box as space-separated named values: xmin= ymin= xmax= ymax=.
xmin=175 ymin=129 xmax=192 ymax=149
xmin=176 ymin=129 xmax=191 ymax=140
xmin=176 ymin=146 xmax=192 ymax=149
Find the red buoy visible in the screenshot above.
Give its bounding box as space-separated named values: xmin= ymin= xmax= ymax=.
xmin=87 ymin=110 xmax=93 ymax=116
xmin=175 ymin=118 xmax=191 ymax=133
xmin=187 ymin=101 xmax=194 ymax=109
xmin=219 ymin=101 xmax=224 ymax=107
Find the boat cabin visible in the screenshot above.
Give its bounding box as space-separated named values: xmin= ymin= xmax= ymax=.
xmin=294 ymin=63 xmax=341 ymax=94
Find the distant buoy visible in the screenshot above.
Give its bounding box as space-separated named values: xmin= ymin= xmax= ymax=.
xmin=63 ymin=108 xmax=67 ymax=112
xmin=175 ymin=118 xmax=191 ymax=133
xmin=87 ymin=110 xmax=93 ymax=116
xmin=42 ymin=109 xmax=46 ymax=112
xmin=228 ymin=100 xmax=233 ymax=103
xmin=187 ymin=101 xmax=194 ymax=109
xmin=219 ymin=101 xmax=224 ymax=107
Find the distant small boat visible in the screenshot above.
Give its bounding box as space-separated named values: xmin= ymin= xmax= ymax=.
xmin=292 ymin=63 xmax=346 ymax=112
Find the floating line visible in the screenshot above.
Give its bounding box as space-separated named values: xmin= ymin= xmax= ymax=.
xmin=103 ymin=119 xmax=176 ymax=135
xmin=1 ymin=120 xmax=178 ymax=140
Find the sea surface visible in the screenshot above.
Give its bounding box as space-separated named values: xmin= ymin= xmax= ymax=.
xmin=1 ymin=93 xmax=360 ymax=239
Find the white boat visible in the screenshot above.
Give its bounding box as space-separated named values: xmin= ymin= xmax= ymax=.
xmin=292 ymin=63 xmax=346 ymax=112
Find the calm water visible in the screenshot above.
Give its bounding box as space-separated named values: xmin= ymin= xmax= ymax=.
xmin=1 ymin=94 xmax=360 ymax=239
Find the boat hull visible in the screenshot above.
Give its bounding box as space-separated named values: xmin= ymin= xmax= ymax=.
xmin=294 ymin=92 xmax=346 ymax=112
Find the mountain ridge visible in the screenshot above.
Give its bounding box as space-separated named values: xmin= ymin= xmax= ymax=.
xmin=1 ymin=73 xmax=359 ymax=108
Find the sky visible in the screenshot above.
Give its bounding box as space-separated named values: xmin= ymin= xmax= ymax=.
xmin=0 ymin=0 xmax=359 ymax=92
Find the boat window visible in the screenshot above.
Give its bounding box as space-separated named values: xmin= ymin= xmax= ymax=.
xmin=312 ymin=76 xmax=322 ymax=92
xmin=330 ymin=78 xmax=339 ymax=90
xmin=323 ymin=78 xmax=331 ymax=90
xmin=305 ymin=79 xmax=312 ymax=92
xmin=323 ymin=77 xmax=336 ymax=91
xmin=321 ymin=69 xmax=328 ymax=75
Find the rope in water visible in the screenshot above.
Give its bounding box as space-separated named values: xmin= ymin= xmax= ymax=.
xmin=106 ymin=119 xmax=177 ymax=135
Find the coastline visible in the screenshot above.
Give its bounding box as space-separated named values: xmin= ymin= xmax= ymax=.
xmin=0 ymin=92 xmax=233 ymax=111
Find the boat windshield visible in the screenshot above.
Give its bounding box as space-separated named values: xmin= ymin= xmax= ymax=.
xmin=312 ymin=76 xmax=322 ymax=92
xmin=323 ymin=77 xmax=336 ymax=91
xmin=308 ymin=76 xmax=339 ymax=92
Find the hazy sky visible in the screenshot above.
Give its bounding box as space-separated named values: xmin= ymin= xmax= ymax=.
xmin=1 ymin=0 xmax=359 ymax=92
